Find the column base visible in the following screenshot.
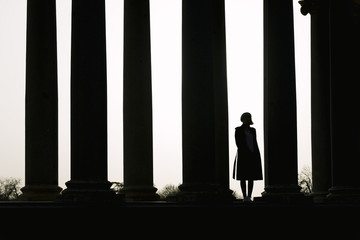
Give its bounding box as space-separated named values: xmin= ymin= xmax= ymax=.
xmin=121 ymin=186 xmax=160 ymax=201
xmin=19 ymin=185 xmax=62 ymax=201
xmin=176 ymin=183 xmax=236 ymax=203
xmin=326 ymin=186 xmax=360 ymax=203
xmin=58 ymin=180 xmax=123 ymax=203
xmin=310 ymin=191 xmax=329 ymax=203
xmin=259 ymin=184 xmax=308 ymax=203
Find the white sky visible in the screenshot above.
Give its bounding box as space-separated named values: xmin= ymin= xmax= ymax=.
xmin=0 ymin=0 xmax=310 ymax=198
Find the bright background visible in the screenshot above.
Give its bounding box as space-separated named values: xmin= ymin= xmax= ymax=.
xmin=0 ymin=0 xmax=310 ymax=198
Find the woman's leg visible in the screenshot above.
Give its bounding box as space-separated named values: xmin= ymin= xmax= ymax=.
xmin=240 ymin=180 xmax=247 ymax=198
xmin=248 ymin=180 xmax=254 ymax=198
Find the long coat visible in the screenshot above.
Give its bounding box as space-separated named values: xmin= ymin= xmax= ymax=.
xmin=232 ymin=125 xmax=263 ymax=180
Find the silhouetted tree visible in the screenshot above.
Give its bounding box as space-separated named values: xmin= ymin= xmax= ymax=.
xmin=0 ymin=178 xmax=21 ymax=200
xmin=157 ymin=184 xmax=180 ymax=199
xmin=232 ymin=190 xmax=241 ymax=199
xmin=111 ymin=182 xmax=124 ymax=194
xmin=298 ymin=166 xmax=312 ymax=195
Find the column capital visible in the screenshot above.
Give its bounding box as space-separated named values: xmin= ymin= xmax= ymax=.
xmin=298 ymin=0 xmax=325 ymax=16
xmin=298 ymin=0 xmax=311 ymax=16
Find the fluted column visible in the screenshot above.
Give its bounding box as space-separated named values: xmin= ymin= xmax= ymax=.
xmin=60 ymin=0 xmax=116 ymax=202
xmin=327 ymin=0 xmax=360 ymax=202
xmin=179 ymin=0 xmax=233 ymax=202
xmin=261 ymin=0 xmax=303 ymax=201
xmin=299 ymin=0 xmax=332 ymax=203
xmin=123 ymin=0 xmax=159 ymax=201
xmin=20 ymin=0 xmax=62 ymax=201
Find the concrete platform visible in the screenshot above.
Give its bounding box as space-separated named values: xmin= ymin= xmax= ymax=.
xmin=0 ymin=199 xmax=357 ymax=235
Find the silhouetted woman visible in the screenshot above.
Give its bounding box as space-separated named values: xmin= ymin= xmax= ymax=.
xmin=233 ymin=112 xmax=263 ymax=202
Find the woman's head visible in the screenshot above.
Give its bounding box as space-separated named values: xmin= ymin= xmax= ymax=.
xmin=241 ymin=112 xmax=253 ymax=125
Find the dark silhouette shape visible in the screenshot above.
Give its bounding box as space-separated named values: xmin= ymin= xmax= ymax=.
xmin=233 ymin=112 xmax=263 ymax=202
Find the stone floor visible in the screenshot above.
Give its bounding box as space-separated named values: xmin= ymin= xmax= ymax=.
xmin=1 ymin=198 xmax=360 ymax=209
xmin=1 ymin=199 xmax=357 ymax=233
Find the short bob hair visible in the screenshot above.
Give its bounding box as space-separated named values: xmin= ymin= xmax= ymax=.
xmin=240 ymin=112 xmax=252 ymax=123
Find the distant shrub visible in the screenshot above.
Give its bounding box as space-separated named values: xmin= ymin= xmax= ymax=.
xmin=0 ymin=177 xmax=22 ymax=201
xmin=298 ymin=165 xmax=312 ymax=195
xmin=111 ymin=182 xmax=124 ymax=194
xmin=157 ymin=184 xmax=180 ymax=199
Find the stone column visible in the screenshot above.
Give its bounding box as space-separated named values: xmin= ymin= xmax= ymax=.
xmin=299 ymin=0 xmax=332 ymax=203
xmin=179 ymin=0 xmax=233 ymax=202
xmin=212 ymin=0 xmax=233 ymax=200
xmin=60 ymin=0 xmax=116 ymax=202
xmin=122 ymin=0 xmax=159 ymax=201
xmin=261 ymin=0 xmax=303 ymax=201
xmin=20 ymin=0 xmax=62 ymax=201
xmin=327 ymin=0 xmax=360 ymax=202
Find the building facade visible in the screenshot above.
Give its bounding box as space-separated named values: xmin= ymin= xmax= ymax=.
xmin=20 ymin=0 xmax=360 ymax=204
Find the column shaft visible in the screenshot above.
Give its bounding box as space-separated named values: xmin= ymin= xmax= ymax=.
xmin=20 ymin=0 xmax=62 ymax=201
xmin=212 ymin=0 xmax=232 ymax=197
xmin=262 ymin=0 xmax=303 ymax=201
xmin=309 ymin=0 xmax=332 ymax=203
xmin=327 ymin=0 xmax=360 ymax=202
xmin=179 ymin=0 xmax=233 ymax=201
xmin=123 ymin=0 xmax=158 ymax=201
xmin=60 ymin=0 xmax=116 ymax=202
